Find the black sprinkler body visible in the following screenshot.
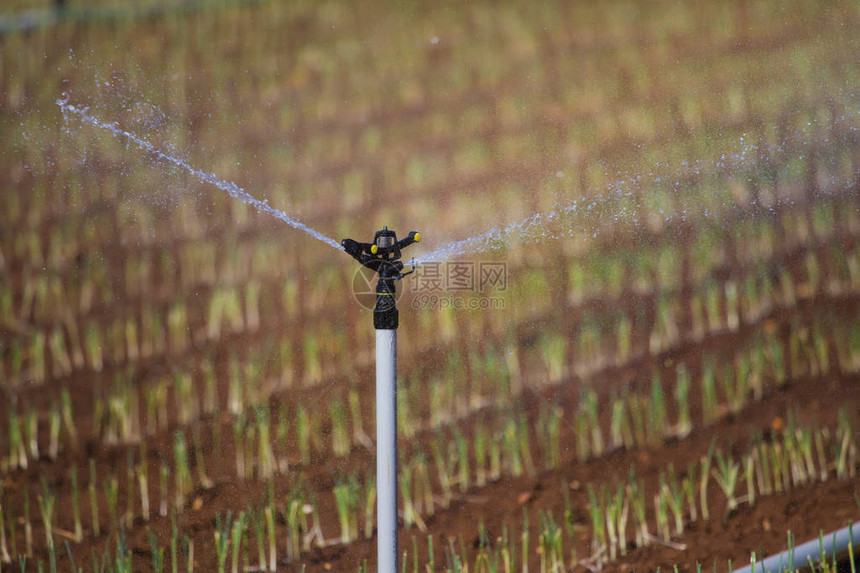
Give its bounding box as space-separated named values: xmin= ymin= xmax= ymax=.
xmin=342 ymin=226 xmax=421 ymax=329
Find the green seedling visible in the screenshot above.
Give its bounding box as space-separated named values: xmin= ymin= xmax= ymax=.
xmin=582 ymin=388 xmax=604 ymax=457
xmin=766 ymin=333 xmax=787 ymax=386
xmin=185 ymin=535 xmax=194 ymax=573
xmin=243 ymin=425 xmax=256 ymax=481
xmin=750 ymin=340 xmax=766 ymax=402
xmin=160 ymin=459 xmax=170 ymax=517
xmin=296 ymin=405 xmax=311 ymax=466
xmin=115 ymin=532 xmax=133 ymax=573
xmin=255 ymin=406 xmax=275 ymax=480
xmin=587 ymin=485 xmax=607 ymax=562
xmin=228 ymin=355 xmax=243 ymax=416
xmin=617 ymin=314 xmax=632 ymax=364
xmin=627 ymin=470 xmax=648 ymax=548
xmin=48 ymin=402 xmax=61 ymax=460
xmin=574 ymin=409 xmax=590 ymax=462
xmin=192 ymin=422 xmax=213 ymax=490
xmin=214 ymin=512 xmax=232 ymax=573
xmin=700 ymin=442 xmax=714 ymax=522
xmin=245 ymin=281 xmax=261 ymax=332
xmin=37 ymin=479 xmax=55 ymax=556
xmin=138 ymin=443 xmax=151 ymax=522
xmin=31 ymin=333 xmax=46 ymax=383
xmin=729 ymin=355 xmax=750 ymax=415
xmin=610 ymin=392 xmax=633 ymax=451
xmin=398 ymin=378 xmax=419 ymax=443
xmin=105 ymin=475 xmax=118 ymax=532
xmin=609 ymin=484 xmax=629 ymax=559
xmin=752 ymin=439 xmax=772 ymax=496
xmin=725 ymin=280 xmax=740 ymax=331
xmin=364 ymin=474 xmax=376 ymax=540
xmin=474 ymin=422 xmax=488 ymax=486
xmin=502 ymin=417 xmax=523 ymax=477
xmin=744 ymin=454 xmax=756 ymax=507
xmin=173 ymin=432 xmax=192 ymax=508
xmin=25 ymin=411 xmax=39 ymax=462
xmin=539 ymin=332 xmax=566 ymax=383
xmin=265 ymin=502 xmax=276 ymax=571
xmin=489 ymin=426 xmax=502 ymax=483
xmin=427 ymin=535 xmax=436 ymax=573
xmin=454 ymin=427 xmax=470 ymax=492
xmin=334 ymin=474 xmax=360 ymax=543
xmin=663 ymin=466 xmax=685 ymax=536
xmin=770 ymin=442 xmax=786 ymax=494
xmin=649 ymin=373 xmax=668 ymax=445
xmin=403 ymin=457 xmax=423 ymax=529
xmin=712 ymin=448 xmax=740 ymax=515
xmin=413 ymin=449 xmax=434 ymax=518
xmin=683 ymin=463 xmax=698 ymax=523
xmin=168 ymin=302 xmax=188 ymax=355
xmin=431 ymin=436 xmax=453 ymax=508
xmin=522 ymin=508 xmax=530 ymax=573
xmin=538 ymin=511 xmax=564 ymax=572
xmin=201 ymin=358 xmax=217 ymax=415
xmin=170 ymin=510 xmax=179 ymax=573
xmin=70 ymin=466 xmax=82 ymax=541
xmin=174 ymin=371 xmax=195 ymax=426
xmin=230 ymin=511 xmax=247 ymax=573
xmin=125 ymin=450 xmax=135 ymax=529
xmin=349 ymin=387 xmax=369 ymax=447
xmin=654 ymin=488 xmax=670 ymax=542
xmin=88 ymin=459 xmax=100 ymax=538
xmin=282 ymin=484 xmax=307 ymax=561
xmin=8 ymin=409 xmax=27 ymax=470
xmin=674 ymin=366 xmax=691 ymax=438
xmin=628 ymin=392 xmax=647 ymax=447
xmin=303 ymin=333 xmax=322 ymax=386
xmin=249 ymin=508 xmax=267 ymax=572
xmin=233 ymin=414 xmax=246 ymax=479
xmin=835 ymin=408 xmax=856 ymax=480
xmin=331 ymin=400 xmax=350 ymax=458
xmin=540 ymin=404 xmax=562 ymax=469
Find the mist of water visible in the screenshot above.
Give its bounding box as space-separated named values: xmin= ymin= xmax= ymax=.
xmin=58 ymin=94 xmax=856 ymax=266
xmin=415 ymin=121 xmax=856 ymax=264
xmin=57 ymin=97 xmax=344 ymax=252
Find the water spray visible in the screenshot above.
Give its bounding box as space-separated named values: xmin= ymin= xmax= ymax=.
xmin=56 ymin=97 xmax=344 ymax=251
xmin=342 ymin=226 xmax=420 ymax=573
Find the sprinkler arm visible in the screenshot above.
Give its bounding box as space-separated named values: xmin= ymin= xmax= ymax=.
xmin=342 ymin=230 xmax=421 ymax=266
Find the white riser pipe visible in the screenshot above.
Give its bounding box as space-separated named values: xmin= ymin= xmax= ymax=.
xmin=376 ymin=328 xmax=398 ymax=573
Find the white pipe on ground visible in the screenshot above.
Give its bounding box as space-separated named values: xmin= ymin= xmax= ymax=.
xmin=732 ymin=524 xmax=856 ymax=573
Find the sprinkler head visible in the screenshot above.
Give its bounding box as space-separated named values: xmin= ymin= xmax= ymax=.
xmin=341 ymin=227 xmax=421 ymax=329
xmin=341 ymin=226 xmax=420 ymax=266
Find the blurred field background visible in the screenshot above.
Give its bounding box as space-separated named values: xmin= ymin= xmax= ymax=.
xmin=2 ymin=1 xmax=860 ymax=571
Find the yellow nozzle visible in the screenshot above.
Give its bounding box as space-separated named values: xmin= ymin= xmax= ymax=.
xmin=414 ymin=232 xmax=421 ymax=242
xmin=370 ymin=244 xmax=378 ymax=254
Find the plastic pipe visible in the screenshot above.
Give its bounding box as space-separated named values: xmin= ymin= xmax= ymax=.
xmin=376 ymin=328 xmax=398 ymax=573
xmin=732 ymin=524 xmax=856 ymax=573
